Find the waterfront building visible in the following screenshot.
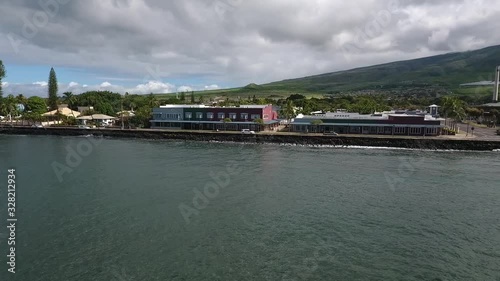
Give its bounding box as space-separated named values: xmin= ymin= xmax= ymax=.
xmin=291 ymin=110 xmax=445 ymax=136
xmin=151 ymin=104 xmax=279 ymax=131
xmin=42 ymin=104 xmax=81 ymax=119
xmin=77 ymin=114 xmax=117 ymax=126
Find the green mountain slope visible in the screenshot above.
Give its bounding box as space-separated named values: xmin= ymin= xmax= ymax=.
xmin=261 ymin=45 xmax=500 ymax=93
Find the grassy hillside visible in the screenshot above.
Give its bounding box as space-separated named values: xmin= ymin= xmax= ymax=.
xmin=262 ymin=45 xmax=500 ymax=93
xmin=156 ymin=45 xmax=500 ymax=99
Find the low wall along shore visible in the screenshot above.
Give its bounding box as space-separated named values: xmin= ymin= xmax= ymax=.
xmin=1 ymin=127 xmax=500 ymax=151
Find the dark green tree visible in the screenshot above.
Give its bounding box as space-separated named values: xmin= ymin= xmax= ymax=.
xmin=282 ymin=100 xmax=295 ymax=128
xmin=311 ymin=119 xmax=323 ymax=133
xmin=190 ymin=92 xmax=195 ymax=104
xmin=48 ymin=67 xmax=58 ymax=110
xmin=147 ymin=93 xmax=160 ymax=108
xmin=16 ymin=94 xmax=27 ymax=106
xmin=26 ymin=96 xmax=47 ymax=114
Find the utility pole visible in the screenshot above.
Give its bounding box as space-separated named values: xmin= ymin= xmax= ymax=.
xmin=121 ymin=99 xmax=124 ymax=130
xmin=494 ymin=66 xmax=500 ymax=102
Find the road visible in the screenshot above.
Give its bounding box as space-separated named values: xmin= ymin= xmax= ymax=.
xmin=457 ymin=123 xmax=499 ymax=141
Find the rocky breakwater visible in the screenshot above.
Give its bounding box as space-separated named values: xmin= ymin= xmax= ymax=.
xmin=1 ymin=127 xmax=500 ymax=151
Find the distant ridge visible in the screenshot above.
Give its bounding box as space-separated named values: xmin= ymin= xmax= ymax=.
xmin=260 ymin=45 xmax=500 ymax=93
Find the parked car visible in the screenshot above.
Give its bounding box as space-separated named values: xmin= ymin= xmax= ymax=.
xmin=78 ymin=125 xmax=91 ymax=129
xmin=241 ymin=129 xmax=256 ymax=134
xmin=31 ymin=124 xmax=44 ymax=128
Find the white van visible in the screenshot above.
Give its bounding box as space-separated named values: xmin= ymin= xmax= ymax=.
xmin=241 ymin=129 xmax=256 ymax=134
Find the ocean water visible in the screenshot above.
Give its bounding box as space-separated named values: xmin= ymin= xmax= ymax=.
xmin=0 ymin=135 xmax=499 ymax=281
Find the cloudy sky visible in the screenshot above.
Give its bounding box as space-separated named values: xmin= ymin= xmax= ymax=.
xmin=1 ymin=0 xmax=499 ymax=97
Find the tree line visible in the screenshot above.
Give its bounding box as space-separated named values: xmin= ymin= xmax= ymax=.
xmin=0 ymin=61 xmax=498 ymax=128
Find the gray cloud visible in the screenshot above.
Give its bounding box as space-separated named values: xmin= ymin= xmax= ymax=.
xmin=1 ymin=0 xmax=500 ymax=94
xmin=1 ymin=80 xmax=217 ymax=97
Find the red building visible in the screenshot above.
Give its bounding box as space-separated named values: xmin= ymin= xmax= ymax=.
xmin=151 ymin=104 xmax=279 ymax=131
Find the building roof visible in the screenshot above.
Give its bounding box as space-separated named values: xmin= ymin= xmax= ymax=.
xmin=77 ymin=114 xmax=117 ymax=120
xmin=158 ymin=104 xmax=271 ymax=109
xmin=481 ymin=102 xmax=500 ymax=107
xmin=460 ymin=81 xmax=495 ymax=87
xmin=294 ymin=111 xmax=443 ymax=123
xmin=42 ymin=108 xmax=81 ymax=117
xmin=116 ymin=110 xmax=135 ymax=117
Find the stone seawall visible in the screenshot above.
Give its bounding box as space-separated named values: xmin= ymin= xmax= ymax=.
xmin=1 ymin=127 xmax=499 ymax=151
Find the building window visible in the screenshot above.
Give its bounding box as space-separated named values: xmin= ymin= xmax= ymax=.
xmin=185 ymin=112 xmax=192 ymax=119
xmin=395 ymin=127 xmax=406 ymax=134
xmin=410 ymin=128 xmax=422 ymax=135
xmin=241 ymin=113 xmax=249 ymax=120
xmin=229 ymin=113 xmax=237 ymax=120
xmin=164 ymin=114 xmax=180 ymax=120
xmin=251 ymin=114 xmax=260 ymax=120
xmin=263 ymin=114 xmax=269 ymax=119
xmin=426 ymin=128 xmax=437 ymax=135
xmin=349 ymin=126 xmax=361 ymax=133
xmin=196 ymin=112 xmax=203 ymax=119
xmin=218 ymin=112 xmax=225 ymax=119
xmin=207 ymin=112 xmax=214 ymax=119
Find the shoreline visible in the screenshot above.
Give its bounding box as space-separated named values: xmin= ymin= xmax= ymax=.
xmin=1 ymin=127 xmax=500 ymax=151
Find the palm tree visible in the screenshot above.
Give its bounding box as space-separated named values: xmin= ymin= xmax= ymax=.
xmin=441 ymin=96 xmax=466 ymax=130
xmin=62 ymin=92 xmax=78 ymax=118
xmin=5 ymin=95 xmax=18 ymax=125
xmin=15 ymin=94 xmax=27 ymax=106
xmin=0 ymin=101 xmax=6 ymax=117
xmin=129 ymin=102 xmax=136 ymax=112
xmin=311 ymin=119 xmax=323 ymax=133
xmin=254 ymin=118 xmax=264 ymax=132
xmin=223 ymin=117 xmax=232 ymax=131
xmin=147 ymin=93 xmax=160 ymax=108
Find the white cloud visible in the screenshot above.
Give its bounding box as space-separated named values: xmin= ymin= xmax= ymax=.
xmin=68 ymin=82 xmax=79 ymax=87
xmin=135 ymin=81 xmax=176 ymax=94
xmin=1 ymin=82 xmax=8 ymax=87
xmin=177 ymin=86 xmax=193 ymax=92
xmin=33 ymin=81 xmax=48 ymax=87
xmin=100 ymin=82 xmax=113 ymax=88
xmin=204 ymin=84 xmax=219 ymax=90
